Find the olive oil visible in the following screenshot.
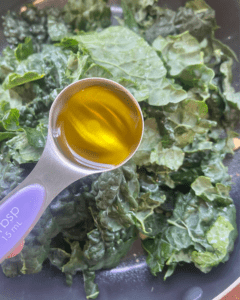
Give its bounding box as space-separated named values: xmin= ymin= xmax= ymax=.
xmin=55 ymin=85 xmax=142 ymax=167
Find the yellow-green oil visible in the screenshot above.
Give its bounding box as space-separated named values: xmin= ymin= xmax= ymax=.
xmin=55 ymin=85 xmax=142 ymax=167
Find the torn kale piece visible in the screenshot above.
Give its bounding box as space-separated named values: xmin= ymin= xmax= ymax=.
xmin=0 ymin=147 xmax=25 ymax=200
xmin=142 ymin=183 xmax=237 ymax=279
xmin=144 ymin=0 xmax=217 ymax=44
xmin=2 ymin=7 xmax=49 ymax=51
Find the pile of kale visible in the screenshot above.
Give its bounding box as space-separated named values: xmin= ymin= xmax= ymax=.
xmin=0 ymin=0 xmax=239 ymax=299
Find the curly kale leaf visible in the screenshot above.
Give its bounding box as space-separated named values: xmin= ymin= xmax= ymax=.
xmin=18 ymin=88 xmax=59 ymax=129
xmin=92 ymin=160 xmax=141 ymax=230
xmin=2 ymin=8 xmax=48 ymax=51
xmin=0 ymin=154 xmax=24 ymax=201
xmin=153 ymin=32 xmax=217 ymax=97
xmin=216 ymin=58 xmax=240 ymax=130
xmin=133 ymin=117 xmax=185 ymax=173
xmin=132 ymin=118 xmax=161 ymax=167
xmin=46 ymin=8 xmax=71 ymax=42
xmin=14 ymin=37 xmax=34 ymax=62
xmin=65 ymin=51 xmax=92 ymax=82
xmin=41 ymin=45 xmax=72 ymax=90
xmin=120 ymin=0 xmax=175 ymax=35
xmin=191 ymin=176 xmax=233 ymax=206
xmin=2 ymin=50 xmax=45 ymax=90
xmin=59 ymin=225 xmax=137 ymax=299
xmin=2 ymin=0 xmax=111 ymax=50
xmin=3 ymin=45 xmax=71 ymax=91
xmin=120 ymin=0 xmax=139 ymax=33
xmin=83 ymin=270 xmax=99 ymax=299
xmin=162 ymin=100 xmax=217 ymax=148
xmin=170 ymin=131 xmax=234 ymax=188
xmin=90 ymin=160 xmax=166 ymax=236
xmin=150 ymin=143 xmax=185 ymax=171
xmin=191 ymin=215 xmax=235 ymax=272
xmin=143 ymin=182 xmax=237 ymax=279
xmin=0 ymin=47 xmax=22 ymax=81
xmin=201 ymin=151 xmax=232 ymax=186
xmin=3 ymin=72 xmax=45 ymax=91
xmin=133 ymin=106 xmax=217 ymax=188
xmin=0 ymin=44 xmax=71 ymax=163
xmin=143 ymin=0 xmax=217 ymax=44
xmin=83 ymin=226 xmax=137 ymax=271
xmin=63 ymin=0 xmax=111 ymax=32
xmin=5 ymin=131 xmax=44 ymax=164
xmin=152 ymin=31 xmax=203 ymax=77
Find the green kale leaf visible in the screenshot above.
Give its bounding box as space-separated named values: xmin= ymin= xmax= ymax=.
xmin=152 ymin=31 xmax=203 ymax=76
xmin=63 ymin=26 xmax=187 ymax=104
xmin=14 ymin=37 xmax=34 ymax=62
xmin=63 ymin=0 xmax=111 ymax=32
xmin=162 ymin=99 xmax=217 ymax=148
xmin=191 ymin=215 xmax=235 ymax=272
xmin=6 ymin=131 xmax=43 ymax=164
xmin=47 ymin=9 xmax=69 ymax=42
xmin=0 ymin=152 xmax=24 ymax=200
xmin=144 ymin=0 xmax=217 ymax=44
xmin=191 ymin=176 xmax=233 ymax=205
xmin=143 ymin=187 xmax=237 ymax=279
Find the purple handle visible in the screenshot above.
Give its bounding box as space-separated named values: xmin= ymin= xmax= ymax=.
xmin=0 ymin=184 xmax=45 ymax=263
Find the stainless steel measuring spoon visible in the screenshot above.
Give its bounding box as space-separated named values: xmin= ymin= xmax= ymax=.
xmin=0 ymin=78 xmax=144 ymax=263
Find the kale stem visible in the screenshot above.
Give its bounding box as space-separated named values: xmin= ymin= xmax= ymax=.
xmin=167 ymin=219 xmax=186 ymax=230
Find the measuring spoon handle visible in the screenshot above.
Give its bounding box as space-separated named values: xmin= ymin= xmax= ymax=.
xmin=0 ymin=183 xmax=46 ymax=263
xmin=0 ymin=137 xmax=90 ymax=263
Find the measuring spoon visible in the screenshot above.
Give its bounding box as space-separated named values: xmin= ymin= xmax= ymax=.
xmin=0 ymin=78 xmax=144 ymax=263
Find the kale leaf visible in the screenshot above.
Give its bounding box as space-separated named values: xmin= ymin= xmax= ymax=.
xmin=142 ymin=185 xmax=237 ymax=279
xmin=62 ymin=26 xmax=187 ymax=105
